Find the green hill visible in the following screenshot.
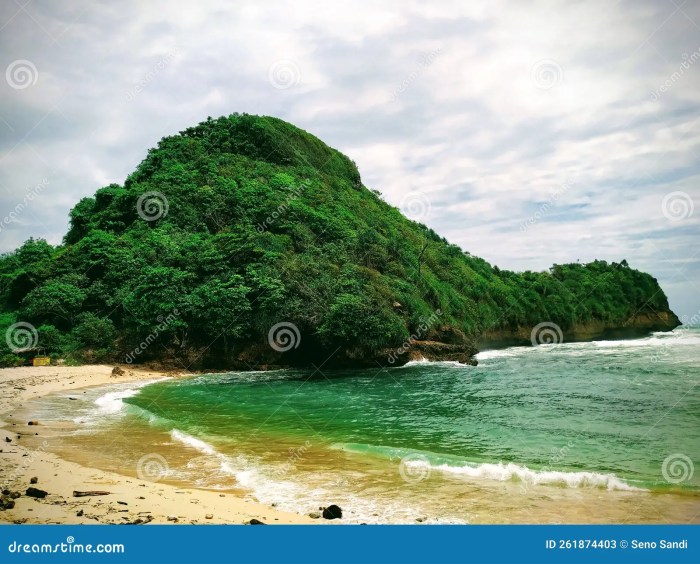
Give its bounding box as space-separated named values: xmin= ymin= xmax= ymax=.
xmin=0 ymin=114 xmax=680 ymax=369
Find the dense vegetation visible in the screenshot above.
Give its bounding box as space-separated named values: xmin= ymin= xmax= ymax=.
xmin=0 ymin=114 xmax=677 ymax=368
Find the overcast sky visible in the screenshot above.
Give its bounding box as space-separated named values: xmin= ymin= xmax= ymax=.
xmin=1 ymin=0 xmax=699 ymax=320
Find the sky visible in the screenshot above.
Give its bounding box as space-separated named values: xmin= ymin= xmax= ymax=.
xmin=0 ymin=0 xmax=699 ymax=320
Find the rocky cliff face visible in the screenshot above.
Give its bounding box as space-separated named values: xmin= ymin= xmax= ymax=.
xmin=477 ymin=310 xmax=681 ymax=351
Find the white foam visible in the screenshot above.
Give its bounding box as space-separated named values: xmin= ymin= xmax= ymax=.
xmin=92 ymin=378 xmax=170 ymax=416
xmin=475 ymin=349 xmax=519 ymax=360
xmin=400 ymin=357 xmax=473 ymax=368
xmin=403 ymin=458 xmax=644 ymax=491
xmin=170 ymin=429 xmax=217 ymax=456
xmin=94 ymin=388 xmax=141 ymax=414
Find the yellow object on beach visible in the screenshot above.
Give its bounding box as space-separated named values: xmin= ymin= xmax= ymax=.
xmin=32 ymin=356 xmax=51 ymax=366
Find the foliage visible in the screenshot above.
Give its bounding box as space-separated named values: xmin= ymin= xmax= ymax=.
xmin=0 ymin=114 xmax=675 ymax=367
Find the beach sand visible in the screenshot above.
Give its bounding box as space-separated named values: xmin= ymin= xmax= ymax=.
xmin=0 ymin=365 xmax=313 ymax=525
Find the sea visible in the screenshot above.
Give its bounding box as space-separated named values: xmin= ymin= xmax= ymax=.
xmin=20 ymin=327 xmax=700 ymax=523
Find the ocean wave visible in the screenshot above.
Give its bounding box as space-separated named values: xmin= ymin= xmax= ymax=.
xmin=94 ymin=388 xmax=141 ymax=414
xmin=475 ymin=349 xmax=519 ymax=360
xmin=415 ymin=460 xmax=643 ymax=491
xmin=73 ymin=378 xmax=169 ymax=424
xmin=170 ymin=428 xmax=218 ymax=456
xmin=399 ymin=357 xmax=473 ymax=369
xmin=336 ymin=443 xmax=644 ymax=491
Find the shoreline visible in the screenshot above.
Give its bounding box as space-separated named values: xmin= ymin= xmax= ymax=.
xmin=0 ymin=365 xmax=313 ymax=525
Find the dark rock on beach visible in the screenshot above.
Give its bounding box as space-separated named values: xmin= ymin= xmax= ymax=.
xmin=322 ymin=505 xmax=343 ymax=520
xmin=25 ymin=487 xmax=48 ymax=499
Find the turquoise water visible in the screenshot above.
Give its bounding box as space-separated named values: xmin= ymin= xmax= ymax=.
xmin=27 ymin=328 xmax=700 ymax=523
xmin=125 ymin=328 xmax=699 ymax=491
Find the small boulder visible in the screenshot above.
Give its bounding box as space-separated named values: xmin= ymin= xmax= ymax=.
xmin=111 ymin=366 xmax=125 ymax=377
xmin=29 ymin=477 xmax=38 ymax=484
xmin=322 ymin=505 xmax=342 ymax=520
xmin=308 ymin=512 xmax=321 ymax=519
xmin=0 ymin=498 xmax=16 ymax=510
xmin=25 ymin=487 xmax=48 ymax=499
xmin=205 ymin=513 xmax=213 ymax=519
xmin=249 ymin=518 xmax=266 ymax=525
xmin=166 ymin=515 xmax=178 ymax=522
xmin=27 ymin=421 xmax=39 ymax=426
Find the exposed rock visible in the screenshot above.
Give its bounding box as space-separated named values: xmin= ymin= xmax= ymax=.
xmin=249 ymin=518 xmax=266 ymax=525
xmin=111 ymin=366 xmax=125 ymax=377
xmin=27 ymin=421 xmax=38 ymax=426
xmin=166 ymin=515 xmax=178 ymax=522
xmin=25 ymin=487 xmax=48 ymax=499
xmin=322 ymin=504 xmax=343 ymax=520
xmin=308 ymin=512 xmax=321 ymax=519
xmin=205 ymin=513 xmax=213 ymax=519
xmin=0 ymin=498 xmax=16 ymax=510
xmin=29 ymin=477 xmax=38 ymax=484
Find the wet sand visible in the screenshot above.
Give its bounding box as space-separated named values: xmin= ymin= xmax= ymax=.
xmin=0 ymin=365 xmax=312 ymax=524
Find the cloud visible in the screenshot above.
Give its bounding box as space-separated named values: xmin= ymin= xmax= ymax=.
xmin=0 ymin=0 xmax=699 ymax=318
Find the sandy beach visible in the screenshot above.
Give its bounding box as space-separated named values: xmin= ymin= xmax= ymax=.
xmin=0 ymin=365 xmax=313 ymax=525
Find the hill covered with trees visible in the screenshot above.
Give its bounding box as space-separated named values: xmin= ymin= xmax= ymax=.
xmin=0 ymin=114 xmax=680 ymax=369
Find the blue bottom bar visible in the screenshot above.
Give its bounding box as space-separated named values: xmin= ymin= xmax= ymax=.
xmin=1 ymin=525 xmax=697 ymax=563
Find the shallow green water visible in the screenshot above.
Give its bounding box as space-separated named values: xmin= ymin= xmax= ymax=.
xmin=26 ymin=328 xmax=699 ymax=523
xmin=124 ymin=328 xmax=700 ymax=493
